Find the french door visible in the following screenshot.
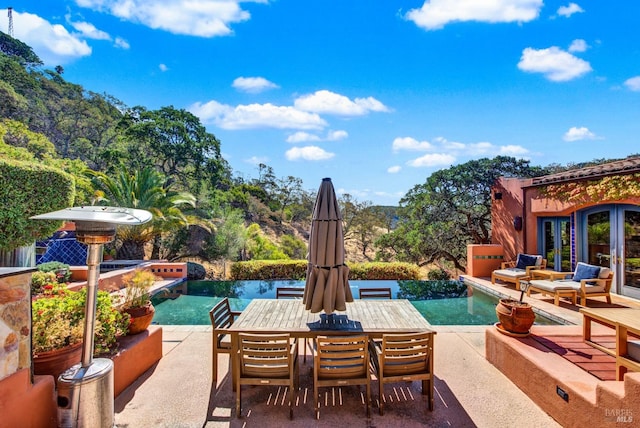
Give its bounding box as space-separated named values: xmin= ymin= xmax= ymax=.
xmin=540 ymin=217 xmax=571 ymax=271
xmin=582 ymin=205 xmax=640 ymax=299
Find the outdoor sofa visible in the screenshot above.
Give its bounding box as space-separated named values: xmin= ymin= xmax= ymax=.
xmin=526 ymin=262 xmax=614 ymax=306
xmin=491 ymin=254 xmax=546 ymax=289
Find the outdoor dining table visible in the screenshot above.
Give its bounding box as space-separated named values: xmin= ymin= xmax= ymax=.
xmin=226 ymin=299 xmax=436 ymax=388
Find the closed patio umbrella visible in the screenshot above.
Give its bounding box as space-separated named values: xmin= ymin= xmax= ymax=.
xmin=303 ymin=178 xmax=353 ymax=314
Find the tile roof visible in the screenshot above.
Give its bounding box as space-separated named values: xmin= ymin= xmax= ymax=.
xmin=529 ymin=156 xmax=640 ymax=186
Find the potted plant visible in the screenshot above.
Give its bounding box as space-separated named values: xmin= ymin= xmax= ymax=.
xmin=32 ymin=285 xmax=129 ymax=378
xmin=118 ymin=269 xmax=159 ymax=334
xmin=495 ymin=282 xmax=536 ymax=336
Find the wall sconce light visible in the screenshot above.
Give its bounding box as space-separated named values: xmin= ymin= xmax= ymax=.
xmin=494 ymin=192 xmax=502 ymax=200
xmin=514 ymin=216 xmax=523 ymax=231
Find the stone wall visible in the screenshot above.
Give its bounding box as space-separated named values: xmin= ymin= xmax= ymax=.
xmin=0 ymin=268 xmax=35 ymax=381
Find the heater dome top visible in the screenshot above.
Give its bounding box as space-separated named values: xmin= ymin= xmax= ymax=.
xmin=31 ymin=206 xmax=152 ymax=225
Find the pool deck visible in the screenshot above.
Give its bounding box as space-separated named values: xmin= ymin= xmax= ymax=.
xmin=113 ymin=277 xmax=640 ymax=427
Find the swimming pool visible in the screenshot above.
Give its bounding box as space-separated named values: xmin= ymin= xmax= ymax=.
xmin=150 ymin=279 xmax=559 ymax=326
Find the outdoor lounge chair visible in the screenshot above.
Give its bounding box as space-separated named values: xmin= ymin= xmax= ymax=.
xmin=313 ymin=335 xmax=371 ymax=420
xmin=369 ymin=331 xmax=434 ymax=415
xmin=235 ymin=333 xmax=299 ymax=419
xmin=209 ymin=298 xmax=242 ymax=385
xmin=491 ymin=254 xmax=546 ymax=289
xmin=527 ymin=262 xmax=614 ymax=306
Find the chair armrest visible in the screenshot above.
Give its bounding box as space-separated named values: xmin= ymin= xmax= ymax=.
xmin=579 ymin=278 xmax=604 ymax=290
xmin=501 ymin=261 xmax=516 ymax=269
xmin=230 ymin=311 xmax=242 ymax=321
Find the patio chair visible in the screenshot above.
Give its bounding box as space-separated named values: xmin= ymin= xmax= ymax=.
xmin=276 ymin=286 xmax=310 ymax=361
xmin=359 ymin=287 xmax=392 ymax=299
xmin=209 ymin=297 xmax=242 ymax=385
xmin=235 ymin=333 xmax=299 ymax=419
xmin=369 ymin=331 xmax=435 ymax=415
xmin=491 ymin=254 xmax=546 ymax=289
xmin=313 ymin=335 xmax=371 ymax=420
xmin=527 ymin=262 xmax=614 ymax=306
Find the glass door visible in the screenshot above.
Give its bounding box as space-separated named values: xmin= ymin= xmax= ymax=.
xmin=581 ymin=205 xmax=640 ymax=299
xmin=620 ymin=208 xmax=640 ymax=298
xmin=540 ymin=217 xmax=571 ymax=271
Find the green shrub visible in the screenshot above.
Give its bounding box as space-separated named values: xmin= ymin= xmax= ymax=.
xmin=348 ymin=262 xmax=421 ymax=280
xmin=0 ymin=158 xmax=75 ymax=251
xmin=427 ymin=267 xmax=451 ymax=281
xmin=230 ymin=260 xmax=308 ymax=280
xmin=37 ymin=261 xmax=71 ymax=283
xmin=230 ymin=260 xmax=421 ymax=280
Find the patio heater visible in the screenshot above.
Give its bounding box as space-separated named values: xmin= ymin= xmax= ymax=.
xmin=31 ymin=206 xmax=152 ymax=428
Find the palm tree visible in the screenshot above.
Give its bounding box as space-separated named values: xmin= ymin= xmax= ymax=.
xmin=90 ymin=166 xmax=196 ymax=259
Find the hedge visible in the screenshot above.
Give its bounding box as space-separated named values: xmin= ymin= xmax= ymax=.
xmin=0 ymin=158 xmax=75 ymax=251
xmin=229 ymin=260 xmax=421 ymax=281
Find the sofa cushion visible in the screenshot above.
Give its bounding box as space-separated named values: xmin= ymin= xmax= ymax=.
xmin=598 ymin=267 xmax=611 ymax=279
xmin=573 ymin=262 xmax=601 ymax=283
xmin=493 ymin=268 xmax=527 ymax=278
xmin=515 ymin=254 xmax=540 ymax=269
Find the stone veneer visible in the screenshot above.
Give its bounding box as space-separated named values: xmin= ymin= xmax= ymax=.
xmin=0 ymin=268 xmax=35 ymax=380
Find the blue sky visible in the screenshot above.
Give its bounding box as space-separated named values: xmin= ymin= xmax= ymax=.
xmin=4 ymin=1 xmax=640 ymax=205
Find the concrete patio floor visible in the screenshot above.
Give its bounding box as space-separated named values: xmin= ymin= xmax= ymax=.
xmin=114 ymin=324 xmax=561 ymax=427
xmin=113 ymin=278 xmax=639 ymax=427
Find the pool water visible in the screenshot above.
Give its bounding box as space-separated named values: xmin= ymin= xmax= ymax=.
xmin=151 ymin=279 xmax=559 ymax=326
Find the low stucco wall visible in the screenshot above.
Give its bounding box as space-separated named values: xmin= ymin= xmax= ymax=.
xmin=486 ymin=326 xmax=640 ymax=427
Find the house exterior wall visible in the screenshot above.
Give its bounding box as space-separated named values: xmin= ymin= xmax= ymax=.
xmin=492 ymin=177 xmax=640 ymax=266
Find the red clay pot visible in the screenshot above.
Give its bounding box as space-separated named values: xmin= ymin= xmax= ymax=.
xmin=125 ymin=303 xmax=155 ymax=335
xmin=33 ymin=341 xmax=83 ymax=379
xmin=495 ymin=298 xmax=535 ymax=335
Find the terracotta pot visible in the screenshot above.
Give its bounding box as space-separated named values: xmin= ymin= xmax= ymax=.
xmin=33 ymin=341 xmax=83 ymax=379
xmin=495 ymin=298 xmax=535 ymax=335
xmin=125 ymin=303 xmax=155 ymax=335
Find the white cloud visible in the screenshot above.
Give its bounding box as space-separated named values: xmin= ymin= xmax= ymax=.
xmin=75 ymin=0 xmax=259 ymax=37
xmin=114 ymin=37 xmax=130 ymax=49
xmin=406 ymin=0 xmax=542 ymax=31
xmin=387 ymin=165 xmax=402 ymax=173
xmin=9 ymin=10 xmax=92 ymax=65
xmin=233 ymin=77 xmax=279 ymax=93
xmin=245 ymin=156 xmax=269 ymax=165
xmin=568 ymin=39 xmax=588 ymax=53
xmin=68 ymin=20 xmax=111 ymax=40
xmin=294 ymin=90 xmax=389 ymax=116
xmin=159 ymin=64 xmax=169 ymax=72
xmin=499 ymin=145 xmax=529 ymax=155
xmin=407 ymin=153 xmax=456 ymax=167
xmin=190 ymin=100 xmax=327 ymax=130
xmin=624 ymin=76 xmax=640 ymax=91
xmin=563 ymin=126 xmax=597 ymax=141
xmin=286 ymin=130 xmax=348 ymax=143
xmin=518 ymin=47 xmax=592 ymax=81
xmin=557 ymin=3 xmax=584 ymax=18
xmin=392 ymin=137 xmax=432 ymax=152
xmin=285 ymin=146 xmax=335 ymax=161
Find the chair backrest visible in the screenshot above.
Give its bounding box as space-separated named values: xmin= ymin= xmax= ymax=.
xmin=238 ymin=333 xmax=292 ymax=378
xmin=380 ymin=331 xmax=433 ymax=376
xmin=359 ymin=287 xmax=392 ymax=299
xmin=315 ymin=335 xmax=369 ymax=380
xmin=276 ymin=287 xmax=305 ymax=299
xmin=209 ymin=297 xmax=234 ymax=329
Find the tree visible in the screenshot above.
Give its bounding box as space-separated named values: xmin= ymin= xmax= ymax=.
xmin=377 ymin=156 xmax=546 ymax=271
xmin=118 ymin=106 xmax=229 ymax=195
xmin=0 ymin=33 xmax=43 ymax=66
xmin=90 ymin=166 xmax=196 ymax=259
xmin=341 ymin=194 xmax=386 ymax=260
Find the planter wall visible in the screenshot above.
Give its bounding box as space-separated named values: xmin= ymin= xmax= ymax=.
xmin=0 ymin=268 xmax=35 ymax=381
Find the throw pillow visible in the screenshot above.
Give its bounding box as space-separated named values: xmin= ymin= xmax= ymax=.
xmin=516 ymin=254 xmax=538 ymax=269
xmin=573 ymin=262 xmax=601 ymax=283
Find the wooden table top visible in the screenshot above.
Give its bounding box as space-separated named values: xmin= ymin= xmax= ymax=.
xmin=226 ymin=299 xmax=435 ymax=338
xmin=529 ymin=269 xmax=570 ymax=280
xmin=580 ymin=307 xmax=640 ymax=331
